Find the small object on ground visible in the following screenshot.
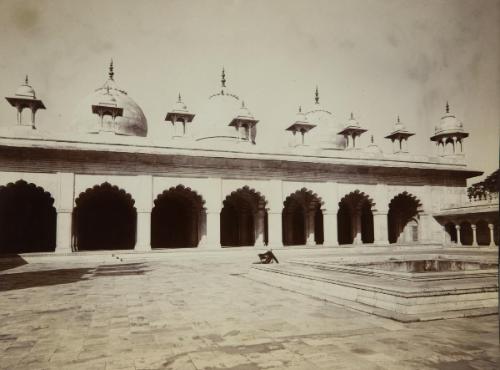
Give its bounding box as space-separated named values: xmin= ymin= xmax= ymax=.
xmin=257 ymin=250 xmax=279 ymax=264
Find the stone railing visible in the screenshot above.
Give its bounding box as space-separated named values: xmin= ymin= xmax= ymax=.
xmin=467 ymin=192 xmax=498 ymax=203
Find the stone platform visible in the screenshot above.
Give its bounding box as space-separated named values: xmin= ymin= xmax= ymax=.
xmin=249 ymin=251 xmax=498 ymax=322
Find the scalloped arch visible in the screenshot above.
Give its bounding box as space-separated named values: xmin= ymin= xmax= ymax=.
xmin=284 ymin=187 xmax=324 ymax=207
xmin=224 ymin=186 xmax=268 ymax=210
xmin=338 ymin=190 xmax=375 ymax=210
xmin=388 ymin=191 xmax=424 ymax=213
xmin=154 ymin=184 xmax=206 ymax=209
xmin=0 ymin=180 xmax=55 ymax=207
xmin=75 ymin=182 xmax=135 ymax=208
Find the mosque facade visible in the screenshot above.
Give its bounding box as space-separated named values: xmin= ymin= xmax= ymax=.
xmin=0 ymin=62 xmax=497 ymax=255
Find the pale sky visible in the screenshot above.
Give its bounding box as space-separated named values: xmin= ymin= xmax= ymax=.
xmin=0 ymin=0 xmax=498 ymax=181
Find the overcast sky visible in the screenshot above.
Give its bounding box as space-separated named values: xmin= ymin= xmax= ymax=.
xmin=0 ymin=0 xmax=498 ymax=180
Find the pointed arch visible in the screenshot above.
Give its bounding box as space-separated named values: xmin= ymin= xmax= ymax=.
xmin=337 ymin=190 xmax=375 ymax=245
xmin=0 ymin=180 xmax=56 ymax=253
xmin=387 ymin=192 xmax=423 ymax=244
xmin=152 ymin=185 xmax=206 ymax=248
xmin=73 ymin=182 xmax=136 ymax=250
xmin=282 ymin=188 xmax=324 ymax=246
xmin=221 ymin=186 xmax=268 ymax=247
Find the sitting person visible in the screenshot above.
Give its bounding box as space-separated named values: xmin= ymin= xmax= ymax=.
xmin=257 ymin=250 xmax=279 ymax=264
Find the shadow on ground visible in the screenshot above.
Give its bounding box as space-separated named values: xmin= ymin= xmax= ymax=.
xmin=0 ymin=255 xmax=28 ymax=272
xmin=0 ymin=263 xmax=150 ymax=292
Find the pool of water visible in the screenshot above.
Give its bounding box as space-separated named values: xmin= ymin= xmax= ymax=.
xmin=351 ymin=260 xmax=497 ymax=273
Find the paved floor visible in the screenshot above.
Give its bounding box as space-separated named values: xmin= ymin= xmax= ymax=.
xmin=0 ymin=249 xmax=498 ymax=370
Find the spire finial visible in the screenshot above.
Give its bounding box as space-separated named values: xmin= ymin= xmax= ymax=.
xmin=241 ymin=100 xmax=246 ymax=108
xmin=350 ymin=112 xmax=354 ymax=120
xmin=178 ymin=93 xmax=182 ymax=102
xmin=371 ymin=135 xmax=374 ymax=144
xmin=221 ymin=67 xmax=226 ymax=88
xmin=397 ymin=115 xmax=400 ymax=123
xmin=445 ymin=101 xmax=450 ymax=114
xmin=315 ymin=86 xmax=319 ymax=104
xmin=109 ymin=59 xmax=114 ymax=80
xmin=299 ymin=105 xmax=302 ymax=113
xmin=25 ymin=75 xmax=29 ymax=85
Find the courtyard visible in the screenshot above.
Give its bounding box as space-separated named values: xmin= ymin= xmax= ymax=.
xmin=0 ymin=247 xmax=498 ymax=370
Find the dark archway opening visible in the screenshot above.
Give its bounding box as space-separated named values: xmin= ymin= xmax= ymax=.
xmin=476 ymin=220 xmax=490 ymax=246
xmin=0 ymin=180 xmax=56 ymax=254
xmin=220 ymin=188 xmax=266 ymax=247
xmin=337 ymin=203 xmax=352 ymax=244
xmin=152 ymin=187 xmax=204 ymax=248
xmin=460 ymin=222 xmax=473 ymax=246
xmin=282 ymin=200 xmax=305 ymax=245
xmin=361 ymin=202 xmax=374 ymax=243
xmin=388 ymin=193 xmax=421 ymax=244
xmin=282 ymin=189 xmax=323 ymax=246
xmin=444 ymin=222 xmax=457 ymax=243
xmin=337 ymin=191 xmax=374 ymax=245
xmin=314 ymin=205 xmax=324 ymax=245
xmin=74 ymin=183 xmax=136 ymax=251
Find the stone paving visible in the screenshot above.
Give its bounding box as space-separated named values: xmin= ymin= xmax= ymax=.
xmin=0 ymin=249 xmax=498 ymax=370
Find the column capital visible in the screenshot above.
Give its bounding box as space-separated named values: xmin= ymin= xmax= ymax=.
xmin=488 ymin=223 xmax=495 ymax=230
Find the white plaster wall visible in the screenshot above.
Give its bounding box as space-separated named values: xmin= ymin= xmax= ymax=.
xmin=0 ymin=171 xmax=59 ymax=203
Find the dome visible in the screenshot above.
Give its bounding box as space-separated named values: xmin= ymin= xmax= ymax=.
xmin=306 ymin=103 xmax=346 ymax=149
xmin=365 ymin=135 xmax=382 ymax=154
xmin=235 ymin=101 xmax=255 ymax=120
xmin=171 ymin=94 xmax=189 ymax=113
xmin=393 ymin=116 xmax=406 ymax=131
xmin=15 ymin=76 xmax=36 ymax=99
xmin=193 ymin=69 xmax=249 ymax=143
xmin=435 ymin=102 xmax=463 ymax=133
xmin=73 ymin=63 xmax=147 ymax=137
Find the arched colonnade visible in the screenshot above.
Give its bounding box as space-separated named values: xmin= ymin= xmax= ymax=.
xmin=0 ymin=178 xmax=453 ymax=253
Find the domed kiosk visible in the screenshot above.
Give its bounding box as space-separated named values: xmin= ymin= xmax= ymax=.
xmin=73 ymin=61 xmax=147 ymax=137
xmin=193 ymin=68 xmax=258 ymax=145
xmin=305 ymin=87 xmax=346 ymax=150
xmin=430 ymin=102 xmax=468 ymax=157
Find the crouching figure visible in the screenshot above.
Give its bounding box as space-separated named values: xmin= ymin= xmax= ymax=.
xmin=257 ymin=250 xmax=279 ymax=264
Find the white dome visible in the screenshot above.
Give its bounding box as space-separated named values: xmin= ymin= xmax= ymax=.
xmin=73 ymin=78 xmax=147 ymax=137
xmin=306 ymin=104 xmax=346 ymax=149
xmin=437 ymin=114 xmax=463 ymax=133
xmin=365 ymin=135 xmax=382 ymax=154
xmin=435 ymin=103 xmax=464 ymax=134
xmin=193 ymin=90 xmax=242 ymax=142
xmin=15 ymin=84 xmax=36 ymax=99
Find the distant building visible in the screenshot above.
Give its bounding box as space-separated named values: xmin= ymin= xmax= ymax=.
xmin=0 ymin=63 xmax=496 ymax=254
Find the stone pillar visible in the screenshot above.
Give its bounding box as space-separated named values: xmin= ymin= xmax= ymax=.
xmin=56 ymin=211 xmax=73 ymax=253
xmin=135 ymin=211 xmax=151 ymax=251
xmin=134 ymin=175 xmax=153 ymax=251
xmin=305 ymin=207 xmax=316 ymax=246
xmin=455 ymin=224 xmax=462 ymax=246
xmin=373 ymin=212 xmax=389 ymax=245
xmin=55 ymin=172 xmax=75 ymax=253
xmin=267 ymin=210 xmax=283 ymax=248
xmin=471 ymin=224 xmax=478 ymax=246
xmin=200 ymin=210 xmax=221 ymax=248
xmin=488 ymin=223 xmax=496 ymax=247
xmin=254 ymin=209 xmax=266 ymax=247
xmin=323 ymin=210 xmax=338 ymax=247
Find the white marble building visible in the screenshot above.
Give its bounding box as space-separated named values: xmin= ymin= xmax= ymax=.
xmin=0 ymin=63 xmax=495 ymax=254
